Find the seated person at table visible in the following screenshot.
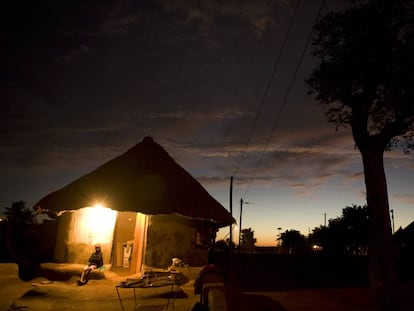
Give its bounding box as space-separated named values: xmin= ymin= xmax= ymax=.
xmin=78 ymin=243 xmax=103 ymax=285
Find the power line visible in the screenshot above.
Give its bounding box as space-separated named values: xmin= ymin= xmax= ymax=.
xmin=232 ymin=0 xmax=302 ymax=178
xmin=242 ymin=0 xmax=327 ymax=199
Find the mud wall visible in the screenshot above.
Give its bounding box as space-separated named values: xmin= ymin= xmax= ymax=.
xmin=145 ymin=214 xmax=212 ymax=268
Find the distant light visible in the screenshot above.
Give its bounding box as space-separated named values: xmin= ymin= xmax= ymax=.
xmin=312 ymin=244 xmax=322 ymax=251
xmin=94 ymin=203 xmax=106 ymax=209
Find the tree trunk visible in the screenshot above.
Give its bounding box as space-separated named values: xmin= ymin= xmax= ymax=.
xmin=361 ymin=148 xmax=399 ymax=311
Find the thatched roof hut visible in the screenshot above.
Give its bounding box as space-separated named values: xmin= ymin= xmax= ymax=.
xmin=35 ymin=136 xmax=233 ymax=227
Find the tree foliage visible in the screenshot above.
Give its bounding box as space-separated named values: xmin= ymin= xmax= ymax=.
xmin=4 ymin=201 xmax=34 ymax=225
xmin=279 ymin=229 xmax=306 ymax=254
xmin=310 ymin=205 xmax=369 ymax=255
xmin=240 ymin=227 xmax=257 ymax=250
xmin=307 ymin=0 xmax=414 ymax=151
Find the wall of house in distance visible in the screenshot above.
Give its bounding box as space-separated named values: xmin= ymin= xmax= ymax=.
xmin=145 ymin=214 xmax=213 ymax=268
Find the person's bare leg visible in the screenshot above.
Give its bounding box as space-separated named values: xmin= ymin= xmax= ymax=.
xmin=79 ymin=266 xmax=90 ymax=284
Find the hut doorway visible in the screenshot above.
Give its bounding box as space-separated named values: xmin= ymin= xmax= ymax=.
xmin=111 ymin=212 xmax=147 ymax=275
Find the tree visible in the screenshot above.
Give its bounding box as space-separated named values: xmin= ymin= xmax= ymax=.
xmin=4 ymin=201 xmax=34 ymax=224
xmin=240 ymin=228 xmax=257 ymax=251
xmin=3 ymin=201 xmax=37 ymax=265
xmin=306 ymin=1 xmax=414 ymax=309
xmin=341 ymin=205 xmax=369 ymax=255
xmin=310 ymin=205 xmax=369 ymax=255
xmin=279 ymin=229 xmax=306 ymax=254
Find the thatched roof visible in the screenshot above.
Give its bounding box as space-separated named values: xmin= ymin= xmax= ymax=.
xmin=34 ymin=137 xmax=234 ymax=227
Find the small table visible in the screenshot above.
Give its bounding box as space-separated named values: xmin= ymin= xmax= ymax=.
xmin=115 ymin=271 xmax=187 ymax=311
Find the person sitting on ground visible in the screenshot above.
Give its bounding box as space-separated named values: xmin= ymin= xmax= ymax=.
xmin=78 ymin=243 xmax=103 ymax=285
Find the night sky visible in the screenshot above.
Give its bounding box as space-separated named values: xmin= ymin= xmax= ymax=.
xmin=1 ymin=0 xmax=413 ymax=245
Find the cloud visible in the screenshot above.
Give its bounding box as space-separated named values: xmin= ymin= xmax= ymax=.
xmin=149 ymin=107 xmax=248 ymax=121
xmin=153 ymin=122 xmax=361 ymax=199
xmin=162 ymin=0 xmax=289 ymax=38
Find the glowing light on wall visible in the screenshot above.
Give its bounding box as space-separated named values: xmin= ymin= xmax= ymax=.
xmin=69 ymin=205 xmax=117 ymax=245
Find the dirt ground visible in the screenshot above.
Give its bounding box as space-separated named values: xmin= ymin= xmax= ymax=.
xmin=1 ymin=275 xmax=201 ymax=311
xmin=2 ymin=264 xmax=414 ymax=311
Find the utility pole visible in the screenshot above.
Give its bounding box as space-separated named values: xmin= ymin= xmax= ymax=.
xmin=238 ymin=198 xmax=249 ymax=248
xmin=390 ymin=209 xmax=395 ymax=234
xmin=229 ymin=176 xmax=233 ymax=246
xmin=229 ymin=176 xmax=234 ymax=283
xmin=324 ymin=212 xmax=327 ymax=227
xmin=239 ymin=198 xmax=243 ymax=248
